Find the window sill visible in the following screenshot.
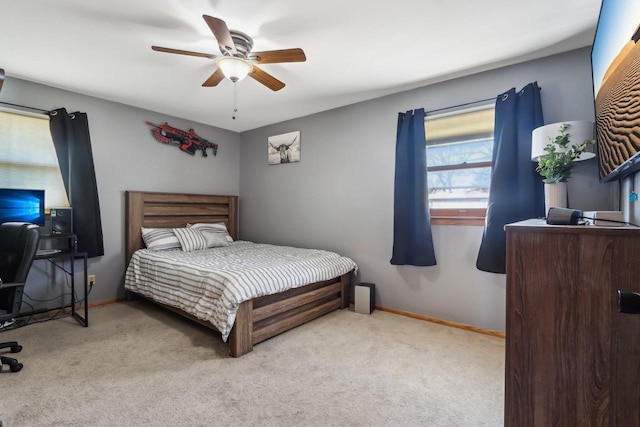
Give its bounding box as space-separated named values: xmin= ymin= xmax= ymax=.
xmin=430 ymin=208 xmax=486 ymax=226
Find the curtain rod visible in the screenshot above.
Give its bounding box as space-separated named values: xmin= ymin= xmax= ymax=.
xmin=425 ymin=86 xmax=543 ymax=116
xmin=2 ymin=84 xmax=542 ymax=118
xmin=425 ymin=97 xmax=494 ymax=116
xmin=0 ymin=100 xmax=50 ymax=114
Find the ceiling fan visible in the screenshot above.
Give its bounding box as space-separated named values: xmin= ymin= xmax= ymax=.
xmin=152 ymin=15 xmax=306 ymax=91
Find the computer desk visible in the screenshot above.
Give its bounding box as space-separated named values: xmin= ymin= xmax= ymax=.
xmin=35 ymin=234 xmax=88 ymax=327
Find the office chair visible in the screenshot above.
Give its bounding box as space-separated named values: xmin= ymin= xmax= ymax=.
xmin=0 ymin=222 xmax=40 ymax=373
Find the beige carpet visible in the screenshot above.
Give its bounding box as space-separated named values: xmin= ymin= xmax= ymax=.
xmin=1 ymin=301 xmax=505 ymax=426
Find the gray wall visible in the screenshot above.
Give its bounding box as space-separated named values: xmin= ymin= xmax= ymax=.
xmin=239 ymin=47 xmax=614 ymax=333
xmin=1 ymin=77 xmax=240 ymax=311
xmin=2 ymin=47 xmax=616 ymax=332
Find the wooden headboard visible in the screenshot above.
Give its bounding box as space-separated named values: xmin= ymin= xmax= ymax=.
xmin=125 ymin=191 xmax=238 ymax=263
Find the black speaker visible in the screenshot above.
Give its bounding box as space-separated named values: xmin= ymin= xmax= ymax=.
xmin=50 ymin=207 xmax=73 ymax=235
xmin=546 ymin=207 xmax=582 ymax=225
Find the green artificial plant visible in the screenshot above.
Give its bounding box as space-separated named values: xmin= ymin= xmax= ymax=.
xmin=536 ymin=123 xmax=595 ymax=183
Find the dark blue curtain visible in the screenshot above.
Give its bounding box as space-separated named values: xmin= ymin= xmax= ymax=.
xmin=390 ymin=108 xmax=437 ymax=266
xmin=476 ymin=82 xmax=544 ymax=273
xmin=49 ymin=108 xmax=104 ymax=258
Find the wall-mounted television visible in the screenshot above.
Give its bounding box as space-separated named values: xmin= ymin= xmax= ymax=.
xmin=592 ymin=0 xmax=640 ymax=182
xmin=0 ymin=188 xmax=45 ymax=225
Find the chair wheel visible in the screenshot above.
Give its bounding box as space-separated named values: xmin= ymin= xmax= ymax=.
xmin=1 ymin=356 xmax=18 ymax=365
xmin=9 ymin=362 xmax=23 ymax=372
xmin=10 ymin=344 xmax=22 ymax=353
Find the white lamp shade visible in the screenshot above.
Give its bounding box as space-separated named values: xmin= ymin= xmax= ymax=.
xmin=216 ymin=57 xmax=253 ymax=82
xmin=531 ymin=121 xmax=596 ymax=162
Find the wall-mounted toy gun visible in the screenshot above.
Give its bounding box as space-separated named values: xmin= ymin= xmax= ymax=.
xmin=146 ymin=121 xmax=218 ymax=157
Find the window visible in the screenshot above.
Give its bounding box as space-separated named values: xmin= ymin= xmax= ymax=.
xmin=0 ymin=108 xmax=69 ymax=212
xmin=425 ymin=105 xmax=495 ymax=225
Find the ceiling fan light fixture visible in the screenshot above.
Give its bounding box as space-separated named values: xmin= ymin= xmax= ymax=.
xmin=216 ymin=57 xmax=253 ymax=82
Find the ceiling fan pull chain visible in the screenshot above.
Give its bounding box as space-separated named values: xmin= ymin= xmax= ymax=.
xmin=232 ymin=81 xmax=239 ymax=120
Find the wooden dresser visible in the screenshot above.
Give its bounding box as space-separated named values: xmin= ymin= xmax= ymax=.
xmin=505 ymin=220 xmax=640 ymax=426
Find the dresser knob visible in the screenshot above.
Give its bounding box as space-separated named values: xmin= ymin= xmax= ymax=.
xmin=618 ymin=290 xmax=640 ymax=314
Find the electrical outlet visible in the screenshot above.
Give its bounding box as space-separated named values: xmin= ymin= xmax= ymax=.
xmin=88 ymin=274 xmax=96 ymax=286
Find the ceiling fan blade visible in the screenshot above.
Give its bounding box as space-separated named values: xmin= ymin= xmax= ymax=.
xmin=250 ymin=48 xmax=306 ymax=64
xmin=249 ymin=66 xmax=285 ymax=91
xmin=152 ymin=46 xmax=216 ymax=59
xmin=0 ymin=68 xmax=4 ymax=93
xmin=202 ymin=68 xmax=225 ymax=87
xmin=202 ymin=15 xmax=237 ymax=56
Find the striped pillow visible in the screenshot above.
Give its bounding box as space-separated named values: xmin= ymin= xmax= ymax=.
xmin=140 ymin=227 xmax=181 ymax=251
xmin=173 ymin=227 xmax=207 ymax=252
xmin=188 ymin=222 xmax=233 ymax=247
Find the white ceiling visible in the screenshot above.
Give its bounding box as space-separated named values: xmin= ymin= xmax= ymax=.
xmin=1 ymin=0 xmax=602 ymax=132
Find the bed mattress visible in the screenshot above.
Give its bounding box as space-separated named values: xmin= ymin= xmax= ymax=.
xmin=124 ymin=241 xmax=357 ymax=341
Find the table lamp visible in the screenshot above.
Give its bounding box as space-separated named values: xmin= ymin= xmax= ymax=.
xmin=531 ymin=121 xmax=595 ymax=211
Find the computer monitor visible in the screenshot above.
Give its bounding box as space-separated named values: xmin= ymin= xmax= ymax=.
xmin=0 ymin=188 xmax=46 ymax=225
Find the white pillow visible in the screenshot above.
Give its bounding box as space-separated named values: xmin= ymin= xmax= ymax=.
xmin=173 ymin=227 xmax=208 ymax=252
xmin=140 ymin=227 xmax=181 ymax=251
xmin=187 ymin=222 xmax=233 ymax=247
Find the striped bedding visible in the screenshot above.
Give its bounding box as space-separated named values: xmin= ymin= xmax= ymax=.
xmin=124 ymin=241 xmax=357 ymax=341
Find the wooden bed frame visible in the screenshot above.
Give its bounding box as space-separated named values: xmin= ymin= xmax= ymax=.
xmin=125 ymin=191 xmax=351 ymax=357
